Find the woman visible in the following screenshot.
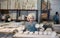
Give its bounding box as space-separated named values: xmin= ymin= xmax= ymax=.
xmin=25 ymin=13 xmax=37 ymax=32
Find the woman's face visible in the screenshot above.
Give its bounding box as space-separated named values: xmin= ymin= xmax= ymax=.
xmin=29 ymin=17 xmax=34 ymax=22
xmin=27 ymin=16 xmax=34 ymax=22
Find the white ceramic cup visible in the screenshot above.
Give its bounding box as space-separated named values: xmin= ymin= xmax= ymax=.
xmin=39 ymin=31 xmax=43 ymax=35
xmin=35 ymin=24 xmax=40 ymax=28
xmin=47 ymin=31 xmax=52 ymax=35
xmin=51 ymin=31 xmax=56 ymax=37
xmin=29 ymin=32 xmax=33 ymax=35
xmin=44 ymin=31 xmax=48 ymax=35
xmin=34 ymin=31 xmax=38 ymax=35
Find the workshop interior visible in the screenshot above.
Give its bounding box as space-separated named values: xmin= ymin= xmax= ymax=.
xmin=0 ymin=0 xmax=60 ymax=38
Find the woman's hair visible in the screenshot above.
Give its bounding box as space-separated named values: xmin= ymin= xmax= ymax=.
xmin=27 ymin=13 xmax=34 ymax=21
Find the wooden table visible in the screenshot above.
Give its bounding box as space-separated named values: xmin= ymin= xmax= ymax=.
xmin=53 ymin=24 xmax=60 ymax=33
xmin=0 ymin=28 xmax=17 ymax=34
xmin=13 ymin=31 xmax=59 ymax=38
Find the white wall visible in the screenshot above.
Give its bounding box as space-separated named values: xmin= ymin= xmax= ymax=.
xmin=50 ymin=0 xmax=60 ymax=21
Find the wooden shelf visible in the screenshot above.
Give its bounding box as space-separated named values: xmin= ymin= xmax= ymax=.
xmin=0 ymin=9 xmax=38 ymax=22
xmin=0 ymin=9 xmax=38 ymax=11
xmin=42 ymin=1 xmax=51 ymax=10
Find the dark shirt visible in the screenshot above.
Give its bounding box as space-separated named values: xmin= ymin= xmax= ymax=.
xmin=53 ymin=15 xmax=59 ymax=24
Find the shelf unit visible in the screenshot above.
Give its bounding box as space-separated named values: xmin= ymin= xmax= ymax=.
xmin=0 ymin=9 xmax=38 ymax=22
xmin=41 ymin=0 xmax=51 ymax=21
xmin=0 ymin=0 xmax=38 ymax=22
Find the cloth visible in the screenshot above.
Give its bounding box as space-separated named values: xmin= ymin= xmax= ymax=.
xmin=43 ymin=25 xmax=53 ymax=31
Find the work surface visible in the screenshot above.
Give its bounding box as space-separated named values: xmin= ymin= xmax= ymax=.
xmin=13 ymin=33 xmax=59 ymax=38
xmin=0 ymin=22 xmax=59 ymax=38
xmin=13 ymin=30 xmax=59 ymax=38
xmin=0 ymin=22 xmax=23 ymax=34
